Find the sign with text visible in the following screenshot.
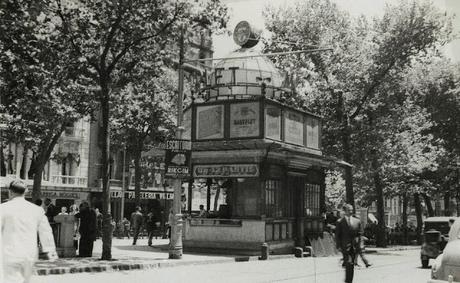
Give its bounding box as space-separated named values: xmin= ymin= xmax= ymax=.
xmin=265 ymin=106 xmax=281 ymax=140
xmin=285 ymin=111 xmax=304 ymax=145
xmin=165 ymin=139 xmax=192 ymax=178
xmin=230 ymin=102 xmax=260 ymax=138
xmin=193 ymin=164 xmax=259 ymax=178
xmin=196 ymin=105 xmax=224 ymax=139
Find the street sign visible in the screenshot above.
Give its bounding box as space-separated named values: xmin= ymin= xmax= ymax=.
xmin=165 ymin=139 xmax=192 ymax=179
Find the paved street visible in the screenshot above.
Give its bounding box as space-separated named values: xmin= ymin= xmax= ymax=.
xmin=32 ymin=249 xmax=430 ymax=283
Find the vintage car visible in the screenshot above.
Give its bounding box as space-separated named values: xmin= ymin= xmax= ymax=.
xmin=429 ymin=217 xmax=460 ymax=283
xmin=421 ymin=217 xmax=457 ymax=268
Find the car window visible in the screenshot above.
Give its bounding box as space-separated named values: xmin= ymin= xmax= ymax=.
xmin=424 ymin=221 xmax=451 ymax=235
xmin=448 ymin=218 xmax=460 ymax=242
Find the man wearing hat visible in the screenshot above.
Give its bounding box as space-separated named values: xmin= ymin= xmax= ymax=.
xmin=1 ymin=180 xmax=57 ymax=283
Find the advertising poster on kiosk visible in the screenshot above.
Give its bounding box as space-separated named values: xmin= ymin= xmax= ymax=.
xmin=230 ymin=102 xmax=259 ymax=138
xmin=197 ymin=105 xmax=224 ymax=139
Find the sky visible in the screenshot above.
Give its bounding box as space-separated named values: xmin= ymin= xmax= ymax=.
xmin=213 ymin=0 xmax=460 ymax=61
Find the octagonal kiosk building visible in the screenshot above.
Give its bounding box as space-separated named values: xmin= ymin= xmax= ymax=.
xmin=182 ymin=21 xmax=343 ymax=255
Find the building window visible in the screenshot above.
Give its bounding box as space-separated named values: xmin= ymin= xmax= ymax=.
xmin=305 ymin=183 xmax=321 ymax=216
xmin=265 ymin=180 xmax=282 ymax=217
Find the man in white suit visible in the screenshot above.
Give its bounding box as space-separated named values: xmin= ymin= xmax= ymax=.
xmin=1 ymin=180 xmax=58 ymax=283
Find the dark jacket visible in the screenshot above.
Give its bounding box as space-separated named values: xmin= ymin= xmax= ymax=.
xmin=335 ymin=216 xmax=362 ymax=251
xmin=76 ymin=209 xmax=97 ymax=240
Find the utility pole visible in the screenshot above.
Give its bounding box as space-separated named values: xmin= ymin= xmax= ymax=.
xmin=121 ymin=145 xmax=126 ymax=220
xmin=169 ymin=26 xmax=185 ymax=259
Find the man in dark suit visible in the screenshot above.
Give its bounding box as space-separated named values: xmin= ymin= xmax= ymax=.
xmin=335 ymin=204 xmax=362 ymax=283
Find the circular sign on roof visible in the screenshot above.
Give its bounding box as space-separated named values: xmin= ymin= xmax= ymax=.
xmin=233 ymin=21 xmax=261 ymax=48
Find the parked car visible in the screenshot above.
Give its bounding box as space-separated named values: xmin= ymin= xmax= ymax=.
xmin=429 ymin=217 xmax=460 ymax=283
xmin=421 ymin=217 xmax=457 ymax=268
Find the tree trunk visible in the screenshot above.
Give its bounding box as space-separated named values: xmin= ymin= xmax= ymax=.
xmin=133 ymin=146 xmax=142 ymax=207
xmin=373 ymin=168 xmax=386 ymax=247
xmin=443 ymin=191 xmax=450 ymax=216
xmin=31 ymin=132 xmax=63 ymax=202
xmin=402 ymin=193 xmax=408 ymax=245
xmin=414 ymin=192 xmax=423 ymax=245
xmin=422 ymin=193 xmax=434 ymax=217
xmin=0 ymin=148 xmax=6 ymax=176
xmin=337 ymin=91 xmax=354 ymax=208
xmin=31 ymin=163 xmax=45 ymax=202
xmin=100 ymin=87 xmax=113 ymax=260
xmin=20 ymin=146 xmax=28 ymax=179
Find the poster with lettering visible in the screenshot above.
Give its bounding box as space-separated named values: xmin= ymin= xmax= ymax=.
xmin=265 ymin=106 xmax=281 ymax=140
xmin=230 ymin=102 xmax=259 ymax=138
xmin=285 ymin=110 xmax=304 ymax=145
xmin=197 ymin=105 xmax=224 ymax=139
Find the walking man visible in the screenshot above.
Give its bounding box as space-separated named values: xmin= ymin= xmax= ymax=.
xmin=1 ymin=180 xmax=58 ymax=283
xmin=335 ymin=204 xmax=362 ymax=283
xmin=130 ymin=206 xmax=143 ymax=245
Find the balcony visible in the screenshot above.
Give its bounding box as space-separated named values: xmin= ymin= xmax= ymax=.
xmin=50 ymin=175 xmax=87 ymax=187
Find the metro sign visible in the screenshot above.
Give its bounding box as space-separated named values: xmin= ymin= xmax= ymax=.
xmin=164 ymin=139 xmax=192 ymax=179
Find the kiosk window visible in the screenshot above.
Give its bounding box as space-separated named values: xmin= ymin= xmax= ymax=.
xmin=305 ymin=183 xmax=321 ymax=216
xmin=265 ymin=180 xmax=282 ymax=217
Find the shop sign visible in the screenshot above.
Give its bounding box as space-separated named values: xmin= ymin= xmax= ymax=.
xmin=110 ymin=191 xmax=173 ymax=200
xmin=196 ymin=105 xmax=224 ymax=139
xmin=193 ymin=164 xmax=259 ymax=178
xmin=41 ymin=191 xmax=81 ymax=199
xmin=230 ymin=102 xmax=259 ymax=138
xmin=165 ymin=139 xmax=192 ymax=179
xmin=285 ymin=111 xmax=304 ymax=145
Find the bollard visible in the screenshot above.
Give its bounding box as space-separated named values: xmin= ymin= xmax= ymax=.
xmin=294 ymin=247 xmax=303 ymax=258
xmin=259 ymin=243 xmax=269 ymax=260
xmin=304 ymin=246 xmax=313 ymax=257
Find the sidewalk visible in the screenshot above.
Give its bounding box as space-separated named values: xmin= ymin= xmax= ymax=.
xmin=364 ymin=245 xmax=420 ymax=254
xmin=35 ymin=239 xmax=420 ymax=276
xmin=35 ymin=238 xmax=292 ymax=276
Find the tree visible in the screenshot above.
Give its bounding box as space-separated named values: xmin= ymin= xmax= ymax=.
xmin=111 ymin=68 xmax=176 ymax=206
xmin=47 ymin=0 xmax=227 ymax=260
xmin=264 ymin=0 xmax=453 ymax=247
xmin=264 ymin=0 xmax=453 ymax=208
xmin=0 ymin=1 xmax=93 ymax=200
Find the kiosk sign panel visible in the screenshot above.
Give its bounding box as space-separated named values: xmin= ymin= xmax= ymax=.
xmin=230 ymin=102 xmax=259 ymax=138
xmin=193 ymin=164 xmax=259 ymax=178
xmin=196 ymin=105 xmax=224 ymax=139
xmin=285 ymin=111 xmax=304 ymax=145
xmin=165 ymin=139 xmax=191 ymax=178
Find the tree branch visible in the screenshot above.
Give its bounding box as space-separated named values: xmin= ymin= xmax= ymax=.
xmin=106 ymin=4 xmax=182 ymax=75
xmin=349 ymin=60 xmax=396 ymax=119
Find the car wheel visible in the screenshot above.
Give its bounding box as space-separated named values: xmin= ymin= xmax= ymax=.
xmin=421 ymin=258 xmax=429 ymax=268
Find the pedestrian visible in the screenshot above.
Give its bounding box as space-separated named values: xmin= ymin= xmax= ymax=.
xmin=146 ymin=209 xmax=158 ymax=246
xmin=75 ymin=201 xmax=97 ymax=257
xmin=335 ymin=204 xmax=362 ymax=283
xmin=130 ymin=206 xmax=143 ymax=245
xmin=58 ymin=206 xmax=68 ymax=215
xmin=198 ymin=204 xmax=208 ymax=218
xmin=95 ymin=208 xmax=103 ymax=239
xmin=122 ymin=217 xmax=131 ymax=239
xmin=44 ymin=198 xmax=57 ymax=223
xmin=167 ymin=208 xmax=175 ymax=239
xmin=1 ymin=180 xmax=58 ymax=283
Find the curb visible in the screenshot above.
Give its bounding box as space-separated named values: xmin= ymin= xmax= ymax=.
xmin=36 ymin=254 xmax=296 ymax=276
